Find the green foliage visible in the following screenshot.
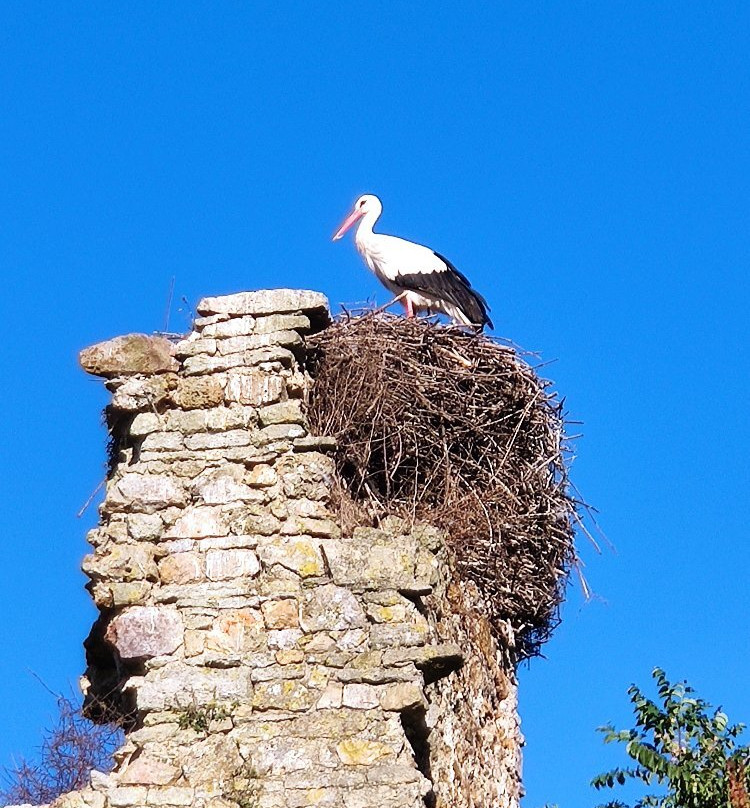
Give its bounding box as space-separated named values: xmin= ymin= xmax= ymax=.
xmin=177 ymin=700 xmax=236 ymax=734
xmin=591 ymin=668 xmax=750 ymax=808
xmin=225 ymin=763 xmax=261 ymax=808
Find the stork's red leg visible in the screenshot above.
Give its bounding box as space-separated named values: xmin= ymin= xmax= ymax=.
xmin=405 ymin=298 xmax=415 ymax=318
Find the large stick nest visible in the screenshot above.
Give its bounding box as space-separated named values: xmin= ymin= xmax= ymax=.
xmin=305 ymin=313 xmax=577 ymax=660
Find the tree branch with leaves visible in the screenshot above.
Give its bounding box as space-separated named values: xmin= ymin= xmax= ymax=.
xmin=592 ymin=668 xmax=750 ymax=808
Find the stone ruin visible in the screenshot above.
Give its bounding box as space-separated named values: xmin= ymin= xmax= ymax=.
xmin=22 ymin=289 xmax=526 ymax=808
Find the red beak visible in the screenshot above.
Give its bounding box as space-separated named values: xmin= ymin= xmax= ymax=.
xmin=332 ymin=207 xmax=364 ymax=241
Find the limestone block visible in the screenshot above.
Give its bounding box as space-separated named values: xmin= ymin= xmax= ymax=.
xmin=256 ymin=423 xmax=306 ymax=443
xmin=258 ymin=400 xmax=305 ymax=427
xmin=109 ymin=582 xmax=151 ymax=607
xmin=253 ymin=313 xmax=311 ymax=334
xmin=107 ymin=786 xmax=149 ymax=806
xmin=145 ymin=786 xmax=195 ymax=805
xmin=324 ymin=534 xmax=431 ymax=593
xmin=106 ymin=606 xmax=183 ymax=660
xmin=80 ymin=334 xmax=178 ymax=378
xmin=158 ymin=552 xmax=205 ymax=584
xmin=267 ymin=629 xmax=303 ymax=650
xmin=185 ymin=430 xmax=252 ymax=450
xmin=261 ymin=598 xmax=299 ymax=629
xmin=110 ymin=374 xmax=175 ymax=411
xmin=82 ymin=544 xmax=158 ymax=582
xmin=172 ymin=336 xmax=217 ymax=357
xmin=224 ymin=369 xmax=285 ymax=406
xmin=292 ymin=435 xmax=338 ymax=453
xmin=275 ymin=648 xmax=304 ymax=664
xmin=53 ymin=789 xmax=106 ymax=808
xmin=316 ymin=682 xmax=343 ymax=709
xmin=369 ymin=621 xmax=431 ymax=649
xmin=206 ymin=549 xmax=260 ymax=581
xmin=183 ymin=346 xmax=294 ymax=375
xmin=281 ymin=517 xmax=339 ymax=539
xmin=257 ymin=536 xmax=325 ymax=578
xmin=246 ymin=464 xmax=278 ymax=487
xmin=130 ymin=412 xmax=161 ymax=435
xmin=341 ymin=684 xmax=380 ymax=710
xmin=128 ymin=513 xmax=163 ymax=541
xmin=287 ymin=498 xmax=330 ymax=519
xmin=180 ymin=735 xmax=243 ymax=786
xmin=117 ymin=754 xmax=180 ymax=785
xmin=193 ymin=468 xmax=264 ymax=505
xmin=141 ymin=432 xmax=185 ymax=452
xmin=196 ymin=289 xmax=329 ymax=318
xmin=205 ymin=609 xmax=264 ymax=653
xmin=170 ymin=376 xmax=224 ymax=409
xmin=165 ymin=506 xmax=230 ymax=539
xmin=194 ymin=312 xmax=229 ymax=328
xmin=107 ymin=473 xmax=186 ymax=513
xmin=335 ymin=738 xmax=393 ymax=764
xmin=216 ymin=331 xmax=302 ymax=356
xmin=131 ymin=665 xmax=253 ymax=710
xmin=378 ymin=682 xmax=426 ymax=712
xmin=300 ymin=585 xmax=367 ymax=632
xmin=201 ymin=314 xmax=256 ymax=338
xmin=252 ymin=680 xmax=313 ymax=712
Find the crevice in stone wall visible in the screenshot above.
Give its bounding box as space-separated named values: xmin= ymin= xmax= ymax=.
xmin=419 ymin=650 xmax=464 ymax=686
xmin=104 ymin=408 xmax=139 ymax=473
xmin=400 ymin=705 xmax=435 ymax=808
xmin=399 ymin=589 xmax=428 ymax=617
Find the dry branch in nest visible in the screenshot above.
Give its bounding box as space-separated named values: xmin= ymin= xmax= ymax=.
xmin=305 ymin=313 xmax=577 ymax=660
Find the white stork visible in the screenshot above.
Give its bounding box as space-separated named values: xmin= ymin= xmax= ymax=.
xmin=332 ymin=194 xmax=493 ymax=330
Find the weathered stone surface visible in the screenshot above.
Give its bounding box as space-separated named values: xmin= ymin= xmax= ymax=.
xmin=196 ymin=289 xmax=329 ymax=318
xmin=83 ymin=544 xmax=158 ymax=582
xmin=165 ymin=506 xmax=230 ymax=539
xmin=106 ymin=473 xmax=187 ymax=514
xmin=224 ymin=369 xmax=285 ymax=405
xmin=254 ymin=313 xmax=311 ymax=334
xmin=172 ymin=336 xmax=217 ymax=357
xmin=158 ymin=552 xmax=204 ymax=584
xmin=170 ymin=376 xmax=224 ymax=409
xmin=192 ymin=467 xmax=263 ymax=505
xmin=183 ymin=347 xmax=295 ymax=375
xmin=200 ymin=314 xmax=256 ymax=338
xmin=252 ymin=680 xmax=313 ymax=712
xmin=80 ymin=334 xmax=178 ymax=377
xmin=216 ymin=331 xmax=302 ymax=355
xmin=341 ymin=683 xmax=379 ymax=710
xmin=258 ymin=401 xmax=305 ymax=427
xmin=73 ymin=290 xmax=522 ymax=808
xmin=378 ymin=682 xmax=426 ymax=712
xmin=117 ymin=755 xmax=180 ymax=785
xmin=205 ymin=549 xmax=260 ymax=581
xmin=300 ymin=585 xmax=367 ymax=632
xmin=257 ymin=536 xmax=325 ymax=578
xmin=106 ymin=606 xmax=183 ymax=660
xmin=261 ymin=598 xmax=299 ymax=629
xmin=110 ymin=374 xmax=175 ymax=411
xmin=324 ymin=533 xmax=431 ymax=593
xmin=336 ymin=738 xmax=393 ymax=765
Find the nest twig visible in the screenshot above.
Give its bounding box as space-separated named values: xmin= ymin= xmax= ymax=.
xmin=306 ymin=312 xmax=578 ymax=660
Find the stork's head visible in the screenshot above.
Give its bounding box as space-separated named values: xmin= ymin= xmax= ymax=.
xmin=332 ymin=194 xmax=383 ymax=241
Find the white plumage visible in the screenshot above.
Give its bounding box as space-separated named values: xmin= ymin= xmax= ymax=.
xmin=333 ymin=194 xmax=492 ymax=329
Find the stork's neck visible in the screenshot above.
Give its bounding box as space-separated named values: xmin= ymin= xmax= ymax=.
xmin=354 ymin=208 xmax=381 ymax=248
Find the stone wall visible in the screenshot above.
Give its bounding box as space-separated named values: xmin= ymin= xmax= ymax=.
xmin=29 ymin=290 xmax=522 ymax=808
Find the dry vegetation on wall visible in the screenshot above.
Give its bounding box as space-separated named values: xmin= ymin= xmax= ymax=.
xmin=306 ymin=313 xmax=578 ymax=660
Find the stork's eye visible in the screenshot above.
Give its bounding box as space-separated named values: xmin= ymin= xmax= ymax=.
xmin=359 ymin=200 xmax=366 ymax=207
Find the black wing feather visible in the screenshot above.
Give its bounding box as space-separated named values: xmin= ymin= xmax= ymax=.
xmin=389 ymin=250 xmax=493 ymax=328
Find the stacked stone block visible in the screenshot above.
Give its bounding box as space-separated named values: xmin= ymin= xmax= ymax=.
xmin=35 ymin=289 xmax=521 ymax=808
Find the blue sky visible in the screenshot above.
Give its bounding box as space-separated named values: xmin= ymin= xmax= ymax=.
xmin=1 ymin=3 xmax=748 ymax=806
